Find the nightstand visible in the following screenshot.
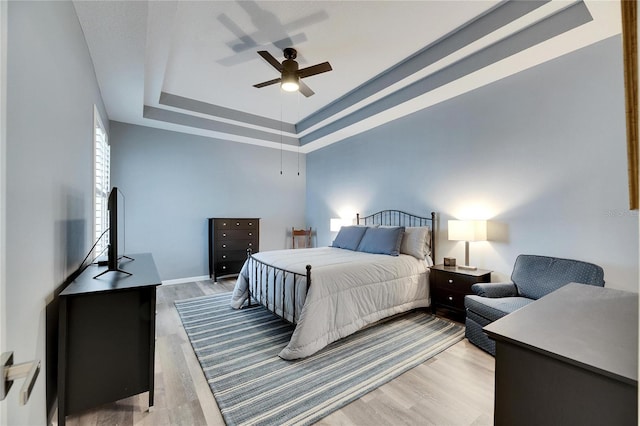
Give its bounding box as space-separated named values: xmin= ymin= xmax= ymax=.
xmin=430 ymin=264 xmax=492 ymax=318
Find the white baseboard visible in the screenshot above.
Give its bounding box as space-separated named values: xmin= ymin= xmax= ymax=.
xmin=162 ymin=275 xmax=210 ymax=286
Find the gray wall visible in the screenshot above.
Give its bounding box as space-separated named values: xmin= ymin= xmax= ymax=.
xmin=109 ymin=122 xmax=307 ymax=281
xmin=307 ymin=35 xmax=638 ymax=292
xmin=6 ymin=1 xmax=108 ymax=424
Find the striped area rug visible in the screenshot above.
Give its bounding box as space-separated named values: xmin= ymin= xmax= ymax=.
xmin=175 ymin=292 xmax=464 ymax=426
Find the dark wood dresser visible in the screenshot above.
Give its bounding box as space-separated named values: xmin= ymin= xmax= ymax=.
xmin=208 ymin=218 xmax=260 ymax=281
xmin=58 ymin=253 xmax=160 ymax=426
xmin=484 ymin=283 xmax=637 ymax=425
xmin=429 ymin=264 xmax=491 ymax=316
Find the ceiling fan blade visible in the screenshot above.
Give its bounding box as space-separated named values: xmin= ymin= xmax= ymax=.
xmin=257 ymin=51 xmax=283 ymax=72
xmin=253 ymin=77 xmax=281 ymax=88
xmin=298 ymin=80 xmax=314 ymax=97
xmin=298 ymin=62 xmax=332 ymax=79
xmin=218 ymin=13 xmax=258 ymax=53
xmin=272 ymin=33 xmax=307 ymax=52
xmin=282 ymin=11 xmax=329 ymax=32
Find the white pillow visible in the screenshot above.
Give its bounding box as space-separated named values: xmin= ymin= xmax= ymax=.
xmin=400 ymin=227 xmax=431 ymax=259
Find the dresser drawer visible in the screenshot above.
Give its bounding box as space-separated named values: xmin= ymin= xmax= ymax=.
xmin=215 ymin=219 xmax=258 ymax=230
xmin=215 ymin=229 xmax=257 ymax=241
xmin=216 ymin=239 xmax=257 ymax=251
xmin=216 ymin=249 xmax=249 ymax=263
xmin=215 ymin=260 xmax=246 ymax=277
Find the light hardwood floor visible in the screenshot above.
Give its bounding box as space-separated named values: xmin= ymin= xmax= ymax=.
xmin=59 ymin=279 xmax=495 ymax=426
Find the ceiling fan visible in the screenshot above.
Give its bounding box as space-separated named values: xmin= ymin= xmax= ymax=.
xmin=253 ymin=47 xmax=332 ymax=97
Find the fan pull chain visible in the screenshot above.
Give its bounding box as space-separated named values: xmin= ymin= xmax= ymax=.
xmin=297 ymin=93 xmax=300 ymax=176
xmin=280 ymin=90 xmax=283 ymax=175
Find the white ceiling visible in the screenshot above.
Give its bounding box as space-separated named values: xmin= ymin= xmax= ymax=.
xmin=73 ymin=0 xmax=621 ymax=153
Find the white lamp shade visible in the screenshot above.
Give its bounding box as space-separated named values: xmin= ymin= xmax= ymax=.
xmin=330 ymin=218 xmax=343 ymax=232
xmin=448 ymin=220 xmax=487 ymax=242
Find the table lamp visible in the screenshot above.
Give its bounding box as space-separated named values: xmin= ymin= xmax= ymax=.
xmin=448 ymin=220 xmax=487 ymax=270
xmin=330 ymin=218 xmax=343 ymax=232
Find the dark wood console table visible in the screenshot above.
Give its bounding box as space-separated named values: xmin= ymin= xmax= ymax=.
xmin=58 ymin=253 xmax=161 ymax=426
xmin=484 ymin=283 xmax=638 ymax=426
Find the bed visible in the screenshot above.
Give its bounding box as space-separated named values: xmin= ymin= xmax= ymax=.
xmin=230 ymin=210 xmax=436 ymax=360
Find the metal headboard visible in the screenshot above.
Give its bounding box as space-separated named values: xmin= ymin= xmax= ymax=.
xmin=356 ymin=210 xmax=436 ymax=263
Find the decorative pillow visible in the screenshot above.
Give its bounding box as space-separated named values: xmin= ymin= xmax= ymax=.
xmin=356 ymin=226 xmax=405 ymax=256
xmin=400 ymin=227 xmax=431 ymax=259
xmin=331 ymin=226 xmax=368 ymax=251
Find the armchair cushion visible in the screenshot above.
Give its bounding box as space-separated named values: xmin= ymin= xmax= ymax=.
xmin=511 ymin=255 xmax=605 ymax=300
xmin=471 ymin=282 xmax=517 ymax=298
xmin=465 ymin=295 xmax=533 ymax=323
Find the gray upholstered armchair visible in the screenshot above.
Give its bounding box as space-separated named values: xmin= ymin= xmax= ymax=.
xmin=464 ymin=254 xmax=605 ymax=355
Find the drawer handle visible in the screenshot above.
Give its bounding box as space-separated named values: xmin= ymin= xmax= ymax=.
xmin=222 ymin=266 xmax=226 ymax=270
xmin=448 ymin=296 xmax=453 ymax=301
xmin=222 ymin=244 xmax=226 ymax=248
xmin=223 ymin=233 xmax=227 ymax=237
xmin=249 ymin=222 xmax=253 ymax=226
xmin=448 ymin=279 xmax=453 ymax=284
xmin=248 ymin=232 xmax=252 ymax=236
xmin=236 ymin=222 xmax=240 ymax=226
xmin=223 ymin=222 xmax=227 ymax=226
xmin=248 ymin=243 xmax=252 ymax=246
xmin=222 ymin=255 xmax=226 ymax=259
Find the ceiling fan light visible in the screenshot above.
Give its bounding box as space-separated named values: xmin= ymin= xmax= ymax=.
xmin=281 ymin=74 xmax=299 ymax=92
xmin=281 ymin=81 xmax=299 ymax=92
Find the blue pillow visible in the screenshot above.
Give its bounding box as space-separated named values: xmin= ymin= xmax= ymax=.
xmin=332 ymin=226 xmax=368 ymax=251
xmin=357 ymin=226 xmax=405 ymax=256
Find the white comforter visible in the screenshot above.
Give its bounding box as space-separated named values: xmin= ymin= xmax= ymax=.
xmin=231 ymin=247 xmax=430 ymax=360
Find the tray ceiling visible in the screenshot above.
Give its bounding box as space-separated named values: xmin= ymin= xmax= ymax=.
xmin=73 ymin=0 xmax=621 ymax=153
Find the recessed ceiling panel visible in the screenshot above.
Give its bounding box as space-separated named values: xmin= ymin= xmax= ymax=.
xmin=74 ymin=0 xmax=621 ymax=153
xmin=160 ymin=1 xmax=500 ymax=122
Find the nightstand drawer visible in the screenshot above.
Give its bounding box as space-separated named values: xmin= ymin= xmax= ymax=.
xmin=431 ymin=271 xmax=477 ymax=293
xmin=432 ymin=288 xmax=467 ymax=312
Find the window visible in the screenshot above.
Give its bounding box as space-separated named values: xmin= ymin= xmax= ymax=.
xmin=94 ymin=106 xmax=110 ymax=257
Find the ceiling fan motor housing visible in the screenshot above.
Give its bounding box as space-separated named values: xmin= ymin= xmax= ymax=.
xmin=283 ymin=47 xmax=298 ymax=60
xmin=282 ymin=58 xmax=299 ymax=74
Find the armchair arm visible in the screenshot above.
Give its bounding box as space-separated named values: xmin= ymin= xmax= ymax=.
xmin=471 ymin=282 xmax=518 ymax=298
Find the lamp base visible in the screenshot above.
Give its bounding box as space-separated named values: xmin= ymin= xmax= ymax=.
xmin=460 ymin=241 xmax=477 ymax=270
xmin=458 ymin=264 xmax=478 ymax=271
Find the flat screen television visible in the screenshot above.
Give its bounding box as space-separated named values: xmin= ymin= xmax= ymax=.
xmin=94 ymin=186 xmax=133 ymax=278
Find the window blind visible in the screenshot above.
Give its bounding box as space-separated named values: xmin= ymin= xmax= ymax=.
xmin=94 ymin=107 xmax=110 ymax=257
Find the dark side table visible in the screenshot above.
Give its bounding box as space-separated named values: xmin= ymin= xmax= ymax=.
xmin=430 ymin=264 xmax=491 ymax=318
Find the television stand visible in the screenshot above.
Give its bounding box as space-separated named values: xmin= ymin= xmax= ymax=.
xmin=92 ymin=255 xmax=135 ymax=279
xmin=58 ymin=253 xmax=161 ymax=426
